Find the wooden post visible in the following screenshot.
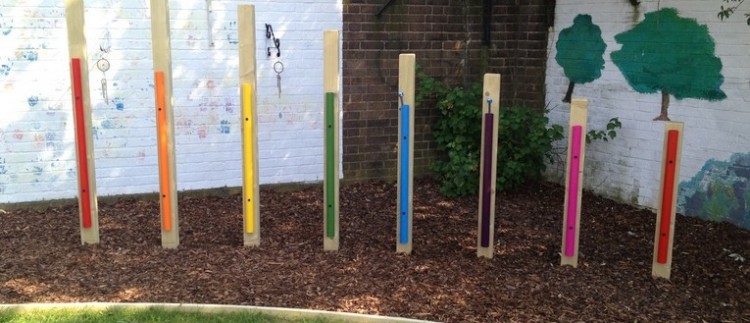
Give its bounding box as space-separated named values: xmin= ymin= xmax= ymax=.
xmin=652 ymin=121 xmax=684 ymax=279
xmin=239 ymin=4 xmax=260 ymax=247
xmin=65 ymin=0 xmax=99 ymax=245
xmin=323 ymin=30 xmax=340 ymax=251
xmin=561 ymin=98 xmax=588 ymax=267
xmin=396 ymin=54 xmax=415 ymax=254
xmin=150 ymin=0 xmax=179 ymax=249
xmin=477 ymin=73 xmax=501 ymax=259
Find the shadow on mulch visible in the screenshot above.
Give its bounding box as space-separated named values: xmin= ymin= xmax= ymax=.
xmin=0 ymin=179 xmax=748 ymax=322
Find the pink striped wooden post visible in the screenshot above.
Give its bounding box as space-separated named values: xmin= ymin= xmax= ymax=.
xmin=561 ymin=98 xmax=588 ymax=267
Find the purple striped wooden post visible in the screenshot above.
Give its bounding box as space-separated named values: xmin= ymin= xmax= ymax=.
xmin=477 ymin=74 xmax=501 ymax=259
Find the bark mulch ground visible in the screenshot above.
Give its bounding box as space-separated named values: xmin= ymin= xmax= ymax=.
xmin=0 ymin=179 xmax=748 ymax=322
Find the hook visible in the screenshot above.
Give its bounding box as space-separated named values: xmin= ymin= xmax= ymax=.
xmin=486 ymin=98 xmax=493 ymax=112
xmin=398 ymin=92 xmax=404 ymax=107
xmin=265 ymin=24 xmax=281 ymax=57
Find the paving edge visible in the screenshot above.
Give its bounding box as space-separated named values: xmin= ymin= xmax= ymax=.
xmin=0 ymin=302 xmax=438 ymax=323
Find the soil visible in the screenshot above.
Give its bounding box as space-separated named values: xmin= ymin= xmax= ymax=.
xmin=0 ymin=179 xmax=748 ymax=322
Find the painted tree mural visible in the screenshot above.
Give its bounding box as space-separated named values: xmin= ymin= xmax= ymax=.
xmin=611 ymin=8 xmax=726 ymax=121
xmin=555 ymin=14 xmax=606 ymax=103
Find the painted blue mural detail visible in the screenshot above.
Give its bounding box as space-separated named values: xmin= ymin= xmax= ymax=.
xmin=679 ymin=152 xmax=750 ymax=229
xmin=0 ymin=13 xmax=12 ymax=36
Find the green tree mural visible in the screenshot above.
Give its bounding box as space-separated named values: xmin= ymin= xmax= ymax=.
xmin=611 ymin=8 xmax=726 ymax=121
xmin=555 ymin=14 xmax=606 ymax=103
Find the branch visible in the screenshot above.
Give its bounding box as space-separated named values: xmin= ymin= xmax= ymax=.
xmin=718 ymin=0 xmax=747 ymax=24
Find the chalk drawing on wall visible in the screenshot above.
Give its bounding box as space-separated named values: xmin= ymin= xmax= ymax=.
xmin=679 ymin=153 xmax=750 ymax=229
xmin=555 ymin=14 xmax=606 ymax=103
xmin=611 ymin=8 xmax=726 ymax=121
xmin=0 ymin=13 xmax=12 ymax=36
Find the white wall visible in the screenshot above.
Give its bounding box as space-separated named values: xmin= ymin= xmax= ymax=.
xmin=545 ymin=1 xmax=750 ymax=210
xmin=0 ymin=0 xmax=342 ymax=203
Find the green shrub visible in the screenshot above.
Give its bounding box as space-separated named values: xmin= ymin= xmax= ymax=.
xmin=418 ymin=69 xmax=564 ymax=197
xmin=497 ymin=106 xmax=564 ymax=192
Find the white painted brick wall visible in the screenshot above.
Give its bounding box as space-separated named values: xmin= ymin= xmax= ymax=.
xmin=0 ymin=0 xmax=342 ymax=203
xmin=546 ymin=0 xmax=750 ymax=209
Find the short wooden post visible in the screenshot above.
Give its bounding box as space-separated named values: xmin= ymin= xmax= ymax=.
xmin=396 ymin=54 xmax=415 ymax=254
xmin=561 ymin=98 xmax=588 ymax=267
xmin=150 ymin=0 xmax=179 ymax=249
xmin=477 ymin=73 xmax=501 ymax=259
xmin=65 ymin=0 xmax=99 ymax=245
xmin=652 ymin=121 xmax=684 ymax=279
xmin=239 ymin=4 xmax=260 ymax=247
xmin=323 ymin=30 xmax=340 ymax=251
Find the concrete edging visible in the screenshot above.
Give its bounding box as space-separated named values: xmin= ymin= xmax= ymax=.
xmin=0 ymin=302 xmax=437 ymax=323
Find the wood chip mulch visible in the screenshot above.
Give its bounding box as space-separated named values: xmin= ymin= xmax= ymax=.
xmin=0 ymin=179 xmax=748 ymax=322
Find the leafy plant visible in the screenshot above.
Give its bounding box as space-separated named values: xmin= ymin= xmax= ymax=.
xmin=718 ymin=0 xmax=750 ymax=25
xmin=586 ymin=117 xmax=622 ymax=144
xmin=418 ymin=68 xmax=565 ymax=197
xmin=496 ymin=106 xmax=564 ymax=192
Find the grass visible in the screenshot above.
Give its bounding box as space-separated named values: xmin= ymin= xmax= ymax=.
xmin=0 ymin=307 xmax=337 ymax=323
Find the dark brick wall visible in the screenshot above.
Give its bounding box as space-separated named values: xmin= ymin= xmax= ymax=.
xmin=342 ymin=0 xmax=554 ymax=182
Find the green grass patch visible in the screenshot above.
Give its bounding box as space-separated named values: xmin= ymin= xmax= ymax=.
xmin=0 ymin=307 xmax=337 ymax=323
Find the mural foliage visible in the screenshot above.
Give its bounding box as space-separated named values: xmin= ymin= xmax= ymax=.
xmin=555 ymin=14 xmax=606 ymax=103
xmin=679 ymin=153 xmax=750 ymax=229
xmin=611 ymin=8 xmax=726 ymax=121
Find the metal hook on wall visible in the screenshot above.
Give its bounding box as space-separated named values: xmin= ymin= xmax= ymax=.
xmin=265 ymin=24 xmax=281 ymax=57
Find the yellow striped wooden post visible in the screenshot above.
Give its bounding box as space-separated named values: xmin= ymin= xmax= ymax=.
xmin=239 ymin=4 xmax=260 ymax=247
xmin=150 ymin=0 xmax=179 ymax=249
xmin=65 ymin=0 xmax=99 ymax=245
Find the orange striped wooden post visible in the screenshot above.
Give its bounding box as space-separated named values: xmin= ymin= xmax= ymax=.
xmin=239 ymin=4 xmax=260 ymax=246
xmin=652 ymin=121 xmax=684 ymax=279
xmin=65 ymin=0 xmax=99 ymax=244
xmin=151 ymin=0 xmax=179 ymax=248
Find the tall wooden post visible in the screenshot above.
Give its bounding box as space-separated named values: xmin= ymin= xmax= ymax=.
xmin=323 ymin=30 xmax=340 ymax=251
xmin=477 ymin=73 xmax=501 ymax=258
xmin=396 ymin=54 xmax=415 ymax=254
xmin=652 ymin=121 xmax=684 ymax=279
xmin=561 ymin=98 xmax=588 ymax=267
xmin=65 ymin=0 xmax=99 ymax=245
xmin=150 ymin=0 xmax=179 ymax=249
xmin=239 ymin=4 xmax=260 ymax=247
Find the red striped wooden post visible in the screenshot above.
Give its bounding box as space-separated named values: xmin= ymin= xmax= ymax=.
xmin=65 ymin=0 xmax=99 ymax=244
xmin=652 ymin=121 xmax=684 ymax=279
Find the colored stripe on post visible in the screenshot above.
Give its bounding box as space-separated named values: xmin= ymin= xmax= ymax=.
xmin=242 ymin=83 xmax=255 ymax=233
xmin=325 ymin=92 xmax=336 ymax=238
xmin=480 ymin=112 xmax=494 ymax=248
xmin=155 ymin=71 xmax=172 ymax=232
xmin=399 ymin=104 xmax=410 ymax=244
xmin=564 ymin=125 xmax=583 ymax=257
xmin=71 ymin=58 xmax=92 ymax=229
xmin=657 ymin=130 xmax=679 ymax=264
